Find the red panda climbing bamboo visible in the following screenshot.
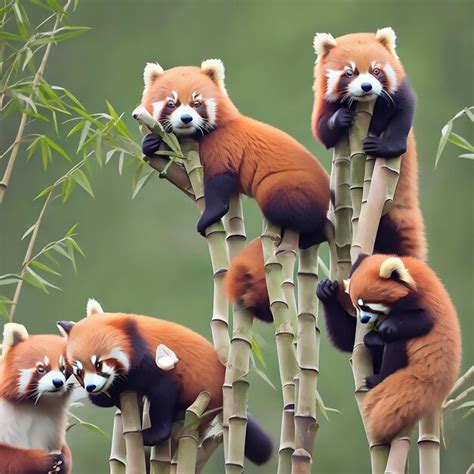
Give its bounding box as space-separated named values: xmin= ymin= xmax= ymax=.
xmin=58 ymin=299 xmax=273 ymax=465
xmin=0 ymin=323 xmax=73 ymax=474
xmin=317 ymin=254 xmax=461 ymax=442
xmin=312 ymin=27 xmax=426 ymax=260
xmin=139 ymin=59 xmax=330 ymax=250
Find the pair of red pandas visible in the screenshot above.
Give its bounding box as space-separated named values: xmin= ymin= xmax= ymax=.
xmin=141 ymin=26 xmax=460 ymax=443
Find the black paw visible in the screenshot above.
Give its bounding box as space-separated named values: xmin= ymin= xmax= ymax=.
xmin=363 ymin=330 xmax=384 ymax=349
xmin=142 ymin=426 xmax=172 ymax=446
xmin=47 ymin=453 xmax=65 ymax=473
xmin=331 ymin=108 xmax=356 ymax=130
xmin=197 ymin=206 xmax=228 ymax=236
xmin=377 ymin=319 xmax=399 ymax=342
xmin=362 ymin=137 xmax=406 ymax=158
xmin=316 ymin=279 xmax=340 ymax=303
xmin=141 ymin=133 xmax=163 ymax=157
xmin=366 ymin=374 xmax=384 ymax=389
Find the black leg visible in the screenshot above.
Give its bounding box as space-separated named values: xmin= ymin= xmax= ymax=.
xmin=366 ymin=340 xmax=408 ymax=388
xmin=364 ymin=330 xmax=384 ymax=375
xmin=377 ymin=309 xmax=433 ymax=342
xmin=142 ymin=377 xmax=180 ymax=446
xmin=89 ymin=390 xmax=120 ymax=408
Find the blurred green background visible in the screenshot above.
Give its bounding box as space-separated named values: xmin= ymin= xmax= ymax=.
xmin=1 ymin=0 xmax=473 ymax=473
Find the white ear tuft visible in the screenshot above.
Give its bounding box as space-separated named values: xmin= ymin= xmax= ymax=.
xmin=2 ymin=323 xmax=29 ymax=357
xmin=379 ymin=257 xmax=416 ymax=289
xmin=375 ymin=27 xmax=398 ymax=57
xmin=201 ymin=59 xmax=227 ymax=95
xmin=313 ymin=32 xmax=337 ymax=59
xmin=143 ymin=62 xmax=164 ymax=86
xmin=86 ymin=298 xmax=104 ymax=317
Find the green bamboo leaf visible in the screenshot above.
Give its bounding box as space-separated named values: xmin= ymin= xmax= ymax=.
xmin=118 ymin=151 xmax=124 ymax=175
xmin=47 ymin=0 xmax=65 ymax=13
xmin=251 ymin=337 xmax=267 ymax=369
xmin=454 ymin=401 xmax=474 ymax=410
xmin=95 ymin=134 xmax=103 ymax=166
xmin=0 ymin=278 xmax=21 ymax=286
xmin=23 ymin=268 xmax=48 ymax=293
xmin=461 ymin=408 xmax=474 ymax=420
xmin=71 ymin=169 xmax=94 ymax=197
xmin=67 ymin=237 xmax=85 ymax=257
xmin=77 ymin=121 xmax=91 ymax=152
xmin=132 ymin=170 xmax=154 ymax=199
xmin=34 ymin=185 xmax=53 ymax=200
xmin=459 ymin=153 xmax=474 ymax=160
xmin=21 ymin=224 xmax=37 ymax=241
xmin=12 ymin=2 xmax=29 ymax=40
xmin=40 ymin=137 xmax=51 ymax=169
xmin=51 ymin=111 xmax=59 ymax=136
xmin=52 ymin=27 xmax=91 ymax=43
xmin=30 ymin=260 xmax=60 ymax=276
xmin=318 ymin=257 xmax=329 ymax=278
xmin=67 ymin=120 xmax=85 ymax=137
xmin=21 ymin=48 xmax=33 ymax=71
xmin=66 ymin=223 xmax=79 ymax=237
xmin=0 ymin=32 xmax=23 ymax=41
xmin=448 ymin=133 xmax=474 ymax=152
xmin=253 ymin=367 xmax=276 ymax=390
xmin=43 ymin=135 xmax=71 ymax=161
xmin=51 ymin=86 xmax=85 ymax=110
xmin=105 ymin=149 xmax=118 ymax=165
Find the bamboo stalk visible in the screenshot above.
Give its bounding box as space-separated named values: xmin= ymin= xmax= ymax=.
xmin=261 ymin=221 xmax=298 ymax=474
xmin=0 ymin=1 xmax=72 ymax=204
xmin=109 ymin=410 xmax=127 ymax=474
xmin=196 ymin=415 xmax=224 ymax=473
xmin=384 ymin=429 xmax=411 ymax=474
xmin=176 ymin=392 xmax=212 ymax=474
xmin=418 ymin=410 xmax=440 ymax=474
xmin=120 ymin=392 xmax=146 ymax=474
xmin=150 ymin=440 xmax=171 ymax=474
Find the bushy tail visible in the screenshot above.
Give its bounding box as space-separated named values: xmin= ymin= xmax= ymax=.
xmin=224 ymin=238 xmax=272 ymax=322
xmin=244 ymin=415 xmax=274 ymax=465
xmin=364 ymin=367 xmax=446 ymax=442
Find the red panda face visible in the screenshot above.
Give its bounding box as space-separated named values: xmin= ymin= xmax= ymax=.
xmin=314 ymin=30 xmax=404 ymax=105
xmin=140 ymin=60 xmax=236 ymax=137
xmin=0 ymin=334 xmax=71 ymax=401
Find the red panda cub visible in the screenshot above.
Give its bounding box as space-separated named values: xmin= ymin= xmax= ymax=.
xmin=318 ymin=254 xmax=461 ymax=442
xmin=58 ymin=299 xmax=273 ymax=465
xmin=140 ymin=59 xmax=330 ymax=250
xmin=312 ymin=27 xmax=426 ymax=260
xmin=0 ymin=323 xmax=72 ymax=474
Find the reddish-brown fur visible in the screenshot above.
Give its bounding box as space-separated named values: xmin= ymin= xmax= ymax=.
xmin=349 ymin=255 xmax=461 ymax=441
xmin=312 ymin=32 xmax=426 ymax=261
xmin=67 ymin=313 xmax=225 ymax=409
xmin=0 ymin=445 xmax=69 ymax=474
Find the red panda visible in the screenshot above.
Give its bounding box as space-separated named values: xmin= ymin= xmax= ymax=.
xmin=312 ymin=27 xmax=426 ymax=261
xmin=317 ymin=254 xmax=461 ymax=442
xmin=139 ymin=59 xmax=330 ymax=250
xmin=0 ymin=323 xmax=73 ymax=474
xmin=58 ymin=299 xmax=273 ymax=465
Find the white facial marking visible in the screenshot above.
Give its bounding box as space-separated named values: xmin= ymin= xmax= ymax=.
xmin=84 ymin=372 xmax=111 ymax=393
xmin=384 ymin=63 xmax=398 ymax=93
xmin=325 ymin=69 xmax=343 ymax=101
xmin=18 ymin=368 xmax=35 ymax=394
xmin=365 ymin=302 xmax=390 ymax=314
xmin=43 ymin=356 xmax=49 ymax=366
xmin=59 ymin=355 xmax=65 ymax=367
xmin=151 ymin=101 xmax=165 ymax=120
xmin=169 ymin=104 xmax=204 ymax=136
xmin=357 ymin=298 xmax=364 ymax=306
xmin=205 ymin=98 xmax=217 ymax=124
xmin=91 ymin=355 xmax=97 ymax=365
xmin=37 ymin=370 xmax=66 ymax=396
xmin=348 ymin=73 xmax=382 ymax=101
xmin=101 ymin=362 xmax=115 ymax=375
xmin=192 ymin=91 xmax=202 ymax=101
xmin=105 ymin=348 xmax=130 ymax=371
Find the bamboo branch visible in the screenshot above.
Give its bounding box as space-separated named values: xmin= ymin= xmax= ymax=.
xmin=292 ymin=243 xmax=321 ymax=474
xmin=0 ymin=0 xmax=72 ymax=203
xmin=176 ymin=392 xmax=212 ymax=474
xmin=384 ymin=432 xmax=411 ymax=474
xmin=261 ymin=221 xmax=298 ymax=474
xmin=196 ymin=415 xmax=224 ymax=474
xmin=109 ymin=410 xmax=127 ymax=474
xmin=120 ymin=392 xmax=146 ymax=474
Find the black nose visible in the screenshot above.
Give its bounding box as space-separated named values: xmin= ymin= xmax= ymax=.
xmin=361 ymin=83 xmax=372 ymax=92
xmin=86 ymin=384 xmax=96 ymax=393
xmin=360 ymin=315 xmax=370 ymax=324
xmin=52 ymin=378 xmax=64 ymax=388
xmin=180 ymin=114 xmax=193 ymax=124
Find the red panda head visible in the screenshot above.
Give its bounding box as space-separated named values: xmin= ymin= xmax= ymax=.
xmin=140 ymin=59 xmax=239 ymax=137
xmin=0 ymin=323 xmax=71 ymax=402
xmin=58 ymin=299 xmax=132 ymax=395
xmin=313 ymin=28 xmax=404 ymax=105
xmin=346 ymin=254 xmax=417 ymax=324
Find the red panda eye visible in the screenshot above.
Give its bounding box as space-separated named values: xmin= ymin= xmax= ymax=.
xmin=373 ymin=68 xmax=380 ymax=76
xmin=345 ymin=69 xmax=354 ymax=77
xmin=193 ymin=101 xmax=201 ymax=108
xmin=167 ymin=100 xmax=175 ymax=109
xmin=37 ymin=365 xmax=45 ymax=373
xmin=95 ymin=361 xmax=103 ymax=371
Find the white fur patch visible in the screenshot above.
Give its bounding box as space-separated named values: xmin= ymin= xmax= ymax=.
xmin=169 ymin=104 xmax=204 ymax=136
xmin=84 ymin=372 xmax=112 ymax=393
xmin=313 ymin=32 xmax=337 ymax=59
xmin=2 ymin=323 xmax=29 ymax=356
xmin=106 ymin=348 xmax=130 ymax=371
xmin=384 ymin=63 xmax=398 ymax=93
xmin=18 ymin=368 xmax=35 ymax=395
xmin=86 ymin=298 xmax=103 ymax=317
xmin=347 ymin=73 xmax=382 ymax=101
xmin=205 ymin=98 xmax=217 ymax=124
xmin=143 ymin=62 xmax=164 ymax=86
xmin=376 ymin=27 xmax=398 ymax=57
xmin=201 ymin=59 xmax=227 ymax=95
xmin=325 ymin=69 xmax=343 ymax=101
xmin=151 ymin=101 xmax=165 ymax=120
xmin=379 ymin=257 xmax=417 ymax=289
xmin=37 ymin=370 xmax=67 ymax=396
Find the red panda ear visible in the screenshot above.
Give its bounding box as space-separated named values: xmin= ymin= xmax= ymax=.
xmin=313 ymin=33 xmax=337 ymax=59
xmin=201 ymin=59 xmax=227 ymax=95
xmin=379 ymin=257 xmax=416 ymax=290
xmin=2 ymin=323 xmax=29 ymax=356
xmin=143 ymin=62 xmax=164 ymax=87
xmin=57 ymin=320 xmax=75 ymax=337
xmin=86 ymin=298 xmax=104 ymax=317
xmin=375 ymin=27 xmax=398 ymax=57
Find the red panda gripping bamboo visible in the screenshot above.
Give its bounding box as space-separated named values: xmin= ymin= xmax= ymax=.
xmin=139 ymin=59 xmax=330 ymax=250
xmin=318 ymin=255 xmax=461 ymax=442
xmin=312 ymin=27 xmax=426 ymax=260
xmin=0 ymin=323 xmax=73 ymax=474
xmin=58 ymin=299 xmax=273 ymax=465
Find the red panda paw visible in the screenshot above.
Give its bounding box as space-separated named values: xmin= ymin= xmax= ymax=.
xmin=47 ymin=453 xmax=65 ymax=474
xmin=316 ymin=279 xmax=339 ymax=303
xmin=366 ymin=374 xmax=384 ymax=389
xmin=330 ymin=108 xmax=356 ymax=131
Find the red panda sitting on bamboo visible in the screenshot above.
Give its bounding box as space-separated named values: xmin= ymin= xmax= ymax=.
xmin=58 ymin=299 xmax=273 ymax=465
xmin=0 ymin=323 xmax=73 ymax=474
xmin=312 ymin=27 xmax=426 ymax=260
xmin=318 ymin=254 xmax=461 ymax=442
xmin=139 ymin=58 xmax=330 ymax=250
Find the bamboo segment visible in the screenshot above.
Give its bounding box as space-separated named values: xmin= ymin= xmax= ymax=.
xmin=150 ymin=440 xmax=172 ymax=474
xmin=196 ymin=415 xmax=225 ymax=474
xmin=224 ymin=194 xmax=247 ymax=258
xmin=261 ymin=221 xmax=298 ymax=473
xmin=385 ymin=432 xmax=411 ymax=474
xmin=418 ymin=410 xmax=441 ymax=474
xmin=292 ymin=244 xmax=320 ymax=474
xmin=120 ymin=392 xmax=147 ymax=474
xmin=176 ymin=392 xmax=212 ymax=474
xmin=109 ymin=410 xmax=127 ymax=474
